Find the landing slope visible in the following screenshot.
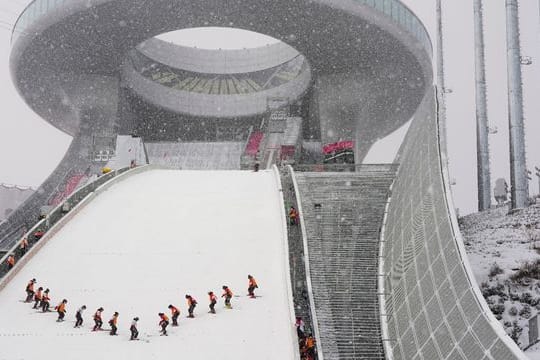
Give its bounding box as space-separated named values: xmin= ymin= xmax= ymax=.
xmin=0 ymin=170 xmax=295 ymax=359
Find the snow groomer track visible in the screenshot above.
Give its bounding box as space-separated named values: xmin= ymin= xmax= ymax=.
xmin=0 ymin=169 xmax=297 ymax=359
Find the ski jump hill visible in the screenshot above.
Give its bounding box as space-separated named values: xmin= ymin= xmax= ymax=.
xmin=0 ymin=169 xmax=297 ymax=359
xmin=0 ymin=0 xmax=531 ymax=358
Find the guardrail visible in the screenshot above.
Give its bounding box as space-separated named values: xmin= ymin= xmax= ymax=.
xmin=293 ymin=163 xmax=399 ymax=173
xmin=0 ymin=166 xmax=135 ymax=282
xmin=272 ymin=165 xmax=302 ymax=360
xmin=356 ymin=0 xmax=432 ymax=56
xmin=287 ymin=165 xmax=324 ymax=360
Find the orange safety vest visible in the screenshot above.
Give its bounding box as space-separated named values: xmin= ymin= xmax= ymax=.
xmin=35 ymin=289 xmax=42 ymax=300
xmin=249 ymin=278 xmax=258 ymax=287
xmin=170 ymin=306 xmax=179 ymax=315
xmin=57 ymin=302 xmax=66 ymax=313
xmin=110 ymin=314 xmax=118 ymax=325
xmin=42 ymin=292 xmax=50 ymax=302
xmin=20 ymin=238 xmax=28 ymax=249
xmin=160 ymin=314 xmax=169 ymax=322
xmin=94 ymin=310 xmax=102 ymax=320
xmin=7 ymin=256 xmax=15 ymax=266
xmin=26 ymin=281 xmax=34 ymax=292
xmin=187 ymin=297 xmax=196 ymax=306
xmin=222 ymin=288 xmax=233 ymax=297
xmin=209 ymin=293 xmax=217 ymax=302
xmin=306 ymin=337 xmax=315 ymax=348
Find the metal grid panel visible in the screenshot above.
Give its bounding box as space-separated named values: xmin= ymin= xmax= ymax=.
xmin=382 ymin=92 xmax=523 ymax=359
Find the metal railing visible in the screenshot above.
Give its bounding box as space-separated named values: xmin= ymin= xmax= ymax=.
xmin=356 ymin=0 xmax=432 ymax=56
xmin=273 ymin=165 xmax=303 ymax=360
xmin=0 ymin=166 xmax=132 ymax=281
xmin=287 ymin=165 xmax=324 ymax=360
xmin=293 ymin=163 xmax=399 ymax=173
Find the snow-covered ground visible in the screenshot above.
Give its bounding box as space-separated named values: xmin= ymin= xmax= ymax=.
xmin=0 ymin=169 xmax=296 ymax=359
xmin=461 ymin=204 xmax=540 ymax=358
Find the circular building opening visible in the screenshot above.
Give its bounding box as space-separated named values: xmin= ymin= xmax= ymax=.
xmin=155 ymin=27 xmax=280 ymax=49
xmin=120 ymin=27 xmax=312 ymax=144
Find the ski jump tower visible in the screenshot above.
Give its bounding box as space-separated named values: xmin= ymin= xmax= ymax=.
xmin=5 ymin=0 xmax=528 ymax=359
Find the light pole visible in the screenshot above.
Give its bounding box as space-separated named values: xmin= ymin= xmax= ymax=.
xmin=473 ymin=0 xmax=492 ymax=211
xmin=505 ymin=0 xmax=529 ymax=209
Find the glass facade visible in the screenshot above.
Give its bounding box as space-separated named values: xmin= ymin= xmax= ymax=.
xmin=356 ymin=0 xmax=432 ymax=54
xmin=12 ymin=0 xmax=66 ymax=42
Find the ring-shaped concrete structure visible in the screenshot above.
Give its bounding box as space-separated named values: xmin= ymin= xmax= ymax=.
xmin=5 ymin=1 xmax=528 ymax=359
xmin=123 ymin=40 xmax=312 ymax=119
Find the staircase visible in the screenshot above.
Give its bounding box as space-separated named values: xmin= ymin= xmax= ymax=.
xmin=294 ymin=168 xmax=395 ymax=360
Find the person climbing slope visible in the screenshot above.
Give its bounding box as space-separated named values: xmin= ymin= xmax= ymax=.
xmin=130 ymin=317 xmax=139 ymax=340
xmin=33 ymin=287 xmax=43 ymax=309
xmin=168 ymin=304 xmax=180 ymax=326
xmin=108 ymin=311 xmax=119 ymax=335
xmin=185 ymin=294 xmax=197 ymax=318
xmin=25 ymin=278 xmax=36 ymax=302
xmin=208 ymin=291 xmax=217 ymax=314
xmin=158 ymin=312 xmax=169 ymax=336
xmin=222 ymin=285 xmax=233 ymax=309
xmin=55 ymin=299 xmax=68 ymax=322
xmin=41 ymin=289 xmax=51 ymax=312
xmin=92 ymin=307 xmax=104 ymax=331
xmin=74 ymin=305 xmax=86 ymax=328
xmin=247 ymin=275 xmax=258 ymax=298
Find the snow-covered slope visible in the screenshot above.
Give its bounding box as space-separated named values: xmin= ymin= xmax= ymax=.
xmin=461 ymin=204 xmax=540 ymax=357
xmin=0 ymin=169 xmax=296 ymax=359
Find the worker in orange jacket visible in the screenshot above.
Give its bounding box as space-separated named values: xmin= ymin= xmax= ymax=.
xmin=7 ymin=254 xmax=15 ymax=270
xmin=168 ymin=304 xmax=180 ymax=326
xmin=208 ymin=291 xmax=217 ymax=314
xmin=289 ymin=206 xmax=299 ymax=225
xmin=33 ymin=287 xmax=43 ymax=309
xmin=20 ymin=237 xmax=29 ymax=255
xmin=185 ymin=294 xmax=197 ymax=318
xmin=25 ymin=278 xmax=36 ymax=302
xmin=158 ymin=312 xmax=169 ymax=336
xmin=41 ymin=289 xmax=51 ymax=312
xmin=92 ymin=307 xmax=104 ymax=331
xmin=108 ymin=312 xmax=119 ymax=336
xmin=55 ymin=299 xmax=68 ymax=322
xmin=222 ymin=286 xmax=233 ymax=309
xmin=248 ymin=275 xmax=258 ymax=298
xmin=303 ymin=333 xmax=316 ymax=360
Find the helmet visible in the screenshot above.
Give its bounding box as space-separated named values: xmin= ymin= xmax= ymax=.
xmin=134 ymin=317 xmax=139 ymax=321
xmin=248 ymin=275 xmax=252 ymax=279
xmin=82 ymin=305 xmax=87 ymax=309
xmin=222 ymin=285 xmax=227 ymax=289
xmin=31 ymin=278 xmax=36 ymax=282
xmin=185 ymin=294 xmax=190 ymax=298
xmin=98 ymin=307 xmax=104 ymax=311
xmin=158 ymin=312 xmax=164 ymax=316
xmin=114 ymin=312 xmax=119 ymax=315
xmin=208 ymin=291 xmax=213 ymax=295
xmin=168 ymin=304 xmax=173 ymax=309
xmin=38 ymin=287 xmax=43 ymax=290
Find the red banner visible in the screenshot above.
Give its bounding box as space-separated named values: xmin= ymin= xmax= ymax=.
xmin=322 ymin=140 xmax=354 ymax=154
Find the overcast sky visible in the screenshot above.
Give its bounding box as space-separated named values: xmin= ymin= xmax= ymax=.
xmin=0 ymin=0 xmax=538 ymax=216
